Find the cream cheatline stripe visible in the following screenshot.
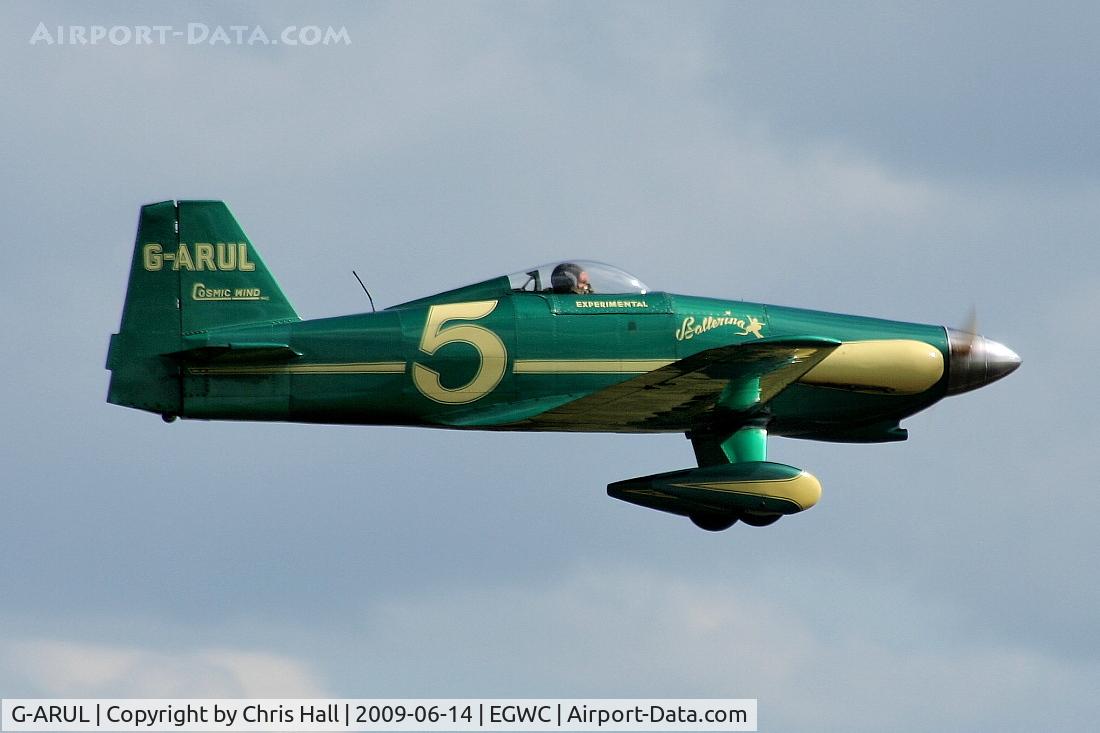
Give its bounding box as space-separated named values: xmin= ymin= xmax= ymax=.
xmin=188 ymin=359 xmax=676 ymax=377
xmin=513 ymin=359 xmax=674 ymax=374
xmin=185 ymin=362 xmax=406 ymax=376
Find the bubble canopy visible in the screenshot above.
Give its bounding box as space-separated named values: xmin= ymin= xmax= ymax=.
xmin=508 ymin=261 xmax=649 ymax=295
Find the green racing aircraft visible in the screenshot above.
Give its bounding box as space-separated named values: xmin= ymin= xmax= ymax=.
xmin=107 ymin=201 xmax=1020 ymax=531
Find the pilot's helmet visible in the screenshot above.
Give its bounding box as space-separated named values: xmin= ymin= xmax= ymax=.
xmin=551 ymin=262 xmax=585 ymax=294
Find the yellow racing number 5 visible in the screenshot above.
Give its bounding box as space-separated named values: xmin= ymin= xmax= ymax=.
xmin=412 ymin=300 xmax=507 ymax=404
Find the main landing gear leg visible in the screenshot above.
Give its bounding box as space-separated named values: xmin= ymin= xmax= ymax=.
xmin=687 ymin=423 xmax=782 ymax=530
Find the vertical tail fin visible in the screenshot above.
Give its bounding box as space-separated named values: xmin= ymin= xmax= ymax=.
xmin=175 ymin=200 xmax=298 ymax=333
xmin=106 ymin=200 xmax=299 ymax=416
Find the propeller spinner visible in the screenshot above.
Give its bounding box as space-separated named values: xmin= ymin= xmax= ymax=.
xmin=945 ymin=312 xmax=1021 ymax=395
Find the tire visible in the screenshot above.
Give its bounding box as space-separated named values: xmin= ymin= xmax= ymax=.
xmin=690 ymin=513 xmax=739 ymax=532
xmin=740 ymin=513 xmax=781 ymax=527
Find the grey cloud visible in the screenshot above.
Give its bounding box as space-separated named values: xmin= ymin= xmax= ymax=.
xmin=0 ymin=2 xmax=1095 ymax=730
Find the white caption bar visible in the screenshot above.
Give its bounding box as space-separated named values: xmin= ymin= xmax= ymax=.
xmin=2 ymin=700 xmax=756 ymax=732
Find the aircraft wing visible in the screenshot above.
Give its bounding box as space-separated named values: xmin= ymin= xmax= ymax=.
xmin=521 ymin=336 xmax=841 ymax=433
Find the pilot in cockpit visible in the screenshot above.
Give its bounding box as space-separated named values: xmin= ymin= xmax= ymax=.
xmin=551 ymin=262 xmax=592 ymax=294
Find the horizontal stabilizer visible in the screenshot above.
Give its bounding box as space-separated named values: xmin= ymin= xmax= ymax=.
xmin=165 ymin=342 xmax=301 ymax=364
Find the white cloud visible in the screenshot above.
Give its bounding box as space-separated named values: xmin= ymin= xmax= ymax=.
xmin=353 ymin=564 xmax=1098 ymax=731
xmin=3 ymin=639 xmax=328 ymax=697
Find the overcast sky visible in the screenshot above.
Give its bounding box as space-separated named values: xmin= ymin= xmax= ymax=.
xmin=1 ymin=2 xmax=1097 ymax=731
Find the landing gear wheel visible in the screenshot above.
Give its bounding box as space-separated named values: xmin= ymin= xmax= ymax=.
xmin=690 ymin=513 xmax=738 ymax=532
xmin=740 ymin=512 xmax=781 ymax=527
